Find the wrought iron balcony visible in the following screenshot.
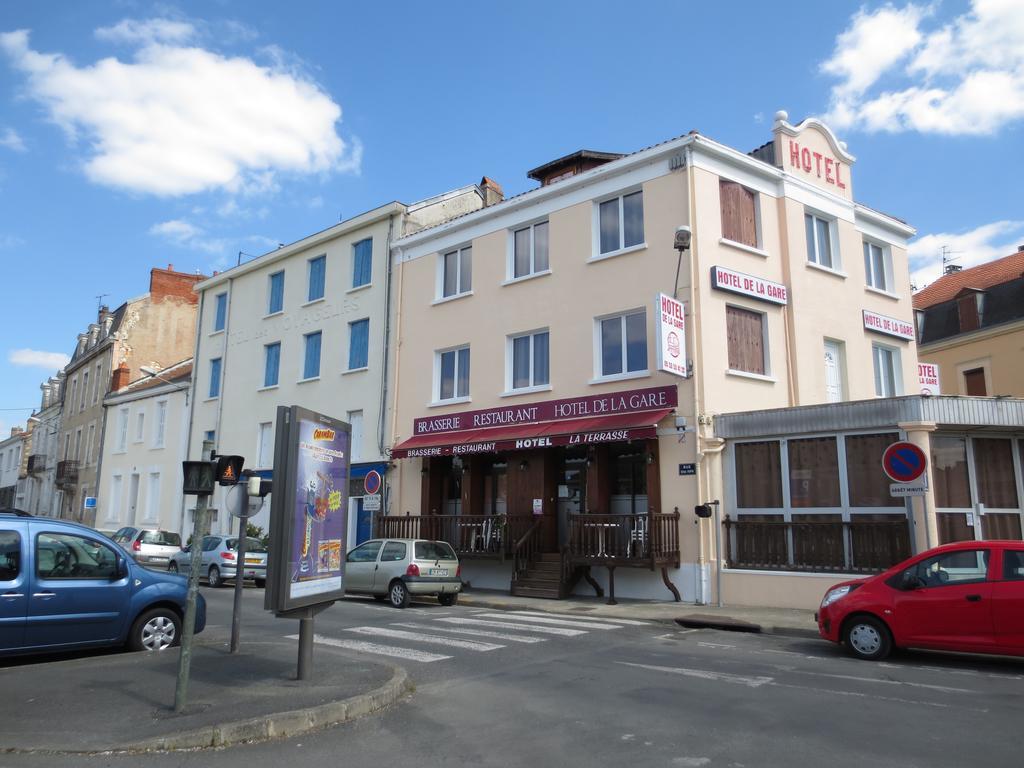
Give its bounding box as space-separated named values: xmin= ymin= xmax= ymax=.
xmin=27 ymin=454 xmax=46 ymax=474
xmin=55 ymin=460 xmax=79 ymax=487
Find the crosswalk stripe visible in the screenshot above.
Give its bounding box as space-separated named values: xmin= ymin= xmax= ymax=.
xmin=286 ymin=634 xmax=451 ymax=663
xmin=475 ymin=612 xmax=623 ymax=630
xmin=507 ymin=610 xmax=650 ymax=626
xmin=392 ymin=622 xmax=547 ymax=644
xmin=345 ymin=626 xmax=504 ymax=651
xmin=436 ymin=617 xmax=588 ymax=636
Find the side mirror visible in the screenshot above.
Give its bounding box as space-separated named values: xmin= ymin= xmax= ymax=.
xmin=900 ymin=570 xmax=920 ymax=591
xmin=115 ymin=556 xmax=128 ymax=580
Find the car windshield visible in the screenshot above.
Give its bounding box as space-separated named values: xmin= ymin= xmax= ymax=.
xmin=227 ymin=537 xmax=267 ymax=553
xmin=141 ymin=530 xmax=181 ymax=547
xmin=415 ymin=541 xmax=457 ymax=561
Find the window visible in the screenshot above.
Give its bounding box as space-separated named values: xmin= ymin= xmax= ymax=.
xmin=36 ymin=532 xmax=117 ymax=579
xmin=93 ymin=363 xmax=102 ymax=404
xmin=958 ymin=293 xmax=982 ymax=332
xmin=512 ymin=221 xmax=549 ymax=278
xmin=598 ymin=311 xmax=647 ymax=377
xmin=931 ymin=436 xmax=971 ymax=508
xmin=788 ymin=437 xmax=841 ymax=508
xmin=726 ymin=305 xmax=767 ymax=375
xmin=0 ymin=531 xmax=20 ymax=580
xmin=845 ymin=433 xmax=903 ymax=507
xmin=598 ymin=191 xmax=644 ymax=255
xmin=380 ymin=541 xmax=407 ymax=561
xmin=268 ymin=271 xmax=285 ymax=315
xmin=308 ymin=255 xmax=326 ymax=302
xmin=86 ymin=423 xmax=95 ymax=464
xmin=264 ymin=342 xmax=281 ymax=387
xmin=509 ymin=330 xmax=550 ymax=390
xmin=719 ymin=180 xmax=758 ymax=248
xmin=352 ymin=238 xmax=372 ymax=288
xmin=135 ymin=411 xmax=145 ymax=443
xmin=908 ymin=549 xmax=989 ymax=588
xmin=442 ymin=246 xmax=472 ymax=298
xmin=963 ymin=367 xmax=987 ymax=396
xmin=146 ymin=472 xmax=161 ymax=522
xmin=1004 ymin=550 xmax=1024 ymax=581
xmin=256 ymin=422 xmax=273 ymax=467
xmin=871 ymin=344 xmax=899 ymax=397
xmin=70 ymin=378 xmax=78 ymax=414
xmin=735 ymin=441 xmax=783 ymax=508
xmin=805 ymin=211 xmax=836 ymax=269
xmin=154 ymin=401 xmax=167 ymax=448
xmin=80 ymin=371 xmax=89 ymax=412
xmin=204 ymin=430 xmax=215 ymax=443
xmin=346 ymin=540 xmax=383 ymax=563
xmin=116 ymin=408 xmax=129 ymax=452
xmin=213 ymin=292 xmax=227 ymax=332
xmin=974 ymin=438 xmax=1018 ymax=509
xmin=347 ymin=410 xmax=363 ymax=462
xmin=303 ymin=331 xmax=321 ymax=380
xmin=437 ymin=346 xmax=470 ymax=401
xmin=863 ymin=240 xmax=890 ymax=291
xmin=110 ymin=475 xmax=123 ymax=522
xmin=209 ymin=358 xmax=222 ymax=398
xmin=348 ymin=319 xmax=369 ymax=370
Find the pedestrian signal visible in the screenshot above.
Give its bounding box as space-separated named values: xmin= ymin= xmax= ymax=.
xmin=215 ymin=455 xmax=245 ymax=486
xmin=182 ymin=460 xmax=216 ymax=496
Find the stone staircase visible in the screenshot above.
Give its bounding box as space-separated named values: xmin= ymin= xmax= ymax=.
xmin=510 ymin=552 xmax=563 ymax=599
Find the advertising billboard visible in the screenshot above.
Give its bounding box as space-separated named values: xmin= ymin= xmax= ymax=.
xmin=655 ymin=293 xmax=687 ymax=378
xmin=265 ymin=405 xmax=350 ymax=614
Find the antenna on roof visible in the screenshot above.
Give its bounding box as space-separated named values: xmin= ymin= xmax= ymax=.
xmin=95 ymin=293 xmax=109 ymax=312
xmin=941 ymin=245 xmax=963 ymax=275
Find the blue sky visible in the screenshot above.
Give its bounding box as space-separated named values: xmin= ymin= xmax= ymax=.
xmin=1 ymin=0 xmax=1022 ymax=434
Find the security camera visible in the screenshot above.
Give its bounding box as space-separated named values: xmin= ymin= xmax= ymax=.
xmin=674 ymin=225 xmax=692 ymax=251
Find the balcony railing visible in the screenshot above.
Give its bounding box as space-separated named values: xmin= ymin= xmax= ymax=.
xmin=722 ymin=516 xmax=912 ymax=574
xmin=27 ymin=454 xmax=46 ymax=474
xmin=375 ymin=514 xmax=538 ymax=557
xmin=55 ymin=460 xmax=79 ymax=487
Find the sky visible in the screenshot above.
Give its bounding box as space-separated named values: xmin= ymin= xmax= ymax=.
xmin=1 ymin=0 xmax=1022 ymax=435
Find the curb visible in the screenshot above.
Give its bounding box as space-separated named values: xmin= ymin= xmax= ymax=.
xmin=14 ymin=664 xmax=411 ymax=755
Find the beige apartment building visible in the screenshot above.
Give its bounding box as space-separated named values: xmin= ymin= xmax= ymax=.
xmin=385 ymin=112 xmax=931 ymax=609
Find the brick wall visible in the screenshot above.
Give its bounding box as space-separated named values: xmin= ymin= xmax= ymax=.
xmin=150 ymin=265 xmax=205 ymax=304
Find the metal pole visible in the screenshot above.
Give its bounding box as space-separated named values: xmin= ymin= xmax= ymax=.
xmin=175 ymin=439 xmax=213 ymax=713
xmin=229 ymin=508 xmax=248 ymax=653
xmin=298 ymin=613 xmax=314 ymax=680
xmin=713 ymin=500 xmax=722 ymax=608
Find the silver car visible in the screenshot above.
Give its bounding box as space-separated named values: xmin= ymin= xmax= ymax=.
xmin=168 ymin=535 xmax=268 ymax=588
xmin=345 ymin=539 xmax=461 ymax=608
xmin=112 ymin=527 xmax=182 ymax=569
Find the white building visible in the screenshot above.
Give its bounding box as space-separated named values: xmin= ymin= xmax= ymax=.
xmin=0 ymin=428 xmax=26 ymax=509
xmin=97 ymin=359 xmax=191 ymax=535
xmin=187 ymin=182 xmax=499 ymax=541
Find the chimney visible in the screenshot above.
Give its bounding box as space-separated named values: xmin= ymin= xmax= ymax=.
xmin=110 ymin=362 xmax=131 ymax=392
xmin=1017 ymin=245 xmax=1023 ymax=252
xmin=479 ymin=177 xmax=504 ymax=207
xmin=150 ymin=265 xmax=204 ymax=304
xmin=87 ymin=323 xmax=100 ymax=347
xmin=10 ymin=427 xmax=23 ymax=438
xmin=41 ymin=382 xmax=51 ymax=409
xmin=75 ymin=333 xmax=88 ymax=356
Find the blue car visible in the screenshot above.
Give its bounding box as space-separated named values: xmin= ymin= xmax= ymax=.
xmin=0 ymin=510 xmax=205 ymax=656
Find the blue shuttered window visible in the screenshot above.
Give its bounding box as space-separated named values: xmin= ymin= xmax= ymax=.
xmin=268 ymin=271 xmax=284 ymax=314
xmin=213 ymin=293 xmax=227 ymax=331
xmin=348 ymin=319 xmax=369 ymax=370
xmin=264 ymin=343 xmax=281 ymax=387
xmin=352 ymin=238 xmax=372 ymax=288
xmin=209 ymin=358 xmax=222 ymax=398
xmin=308 ymin=255 xmax=326 ymax=301
xmin=303 ymin=331 xmax=322 ymax=380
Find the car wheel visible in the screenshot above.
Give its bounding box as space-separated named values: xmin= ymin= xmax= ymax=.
xmin=168 ymin=561 xmax=178 ymax=574
xmin=208 ymin=565 xmax=223 ymax=588
xmin=843 ymin=615 xmax=892 ymax=661
xmin=128 ymin=608 xmax=181 ymax=652
xmin=389 ymin=580 xmax=410 ymax=609
xmin=255 ymin=578 xmax=266 ymax=588
xmin=438 ymin=592 xmax=458 ymax=607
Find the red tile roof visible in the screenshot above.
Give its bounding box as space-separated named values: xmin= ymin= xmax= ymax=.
xmin=913 ymin=249 xmax=1024 ymax=309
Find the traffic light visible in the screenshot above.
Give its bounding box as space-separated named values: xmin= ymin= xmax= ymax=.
xmin=182 ymin=461 xmax=216 ymax=496
xmin=215 ymin=455 xmax=245 ymax=486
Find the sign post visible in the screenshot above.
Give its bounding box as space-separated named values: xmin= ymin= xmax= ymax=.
xmin=265 ymin=406 xmax=350 ymax=681
xmin=883 ymin=441 xmax=928 ymax=497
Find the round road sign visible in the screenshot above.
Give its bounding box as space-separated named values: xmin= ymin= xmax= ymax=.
xmin=882 ymin=442 xmax=927 ymax=483
xmin=363 ymin=469 xmax=382 ymax=496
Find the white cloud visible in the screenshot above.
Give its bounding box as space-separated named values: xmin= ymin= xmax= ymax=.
xmin=908 ymin=219 xmax=1024 ymax=288
xmin=822 ymin=1 xmax=1024 ymax=135
xmin=8 ymin=348 xmax=70 ymax=370
xmin=0 ymin=127 xmax=25 ymax=151
xmin=0 ymin=24 xmax=357 ymax=196
xmin=150 ymin=218 xmax=229 ymax=255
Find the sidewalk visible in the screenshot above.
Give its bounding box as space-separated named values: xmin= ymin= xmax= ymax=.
xmin=456 ymin=588 xmax=819 ymax=638
xmin=0 ymin=633 xmax=408 ymax=754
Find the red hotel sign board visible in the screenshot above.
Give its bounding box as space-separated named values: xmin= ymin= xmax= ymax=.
xmin=863 ymin=310 xmax=915 ymax=340
xmin=711 ymin=266 xmax=788 ymax=305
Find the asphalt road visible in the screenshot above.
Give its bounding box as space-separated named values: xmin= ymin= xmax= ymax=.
xmin=2 ymin=586 xmax=1022 ymax=768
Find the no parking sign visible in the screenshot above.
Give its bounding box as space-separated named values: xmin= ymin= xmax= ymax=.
xmin=882 ymin=441 xmax=928 ymax=496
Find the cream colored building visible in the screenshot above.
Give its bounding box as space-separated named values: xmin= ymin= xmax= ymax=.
xmin=386 ymin=113 xmax=921 ymax=608
xmin=187 ymin=183 xmax=496 ymax=541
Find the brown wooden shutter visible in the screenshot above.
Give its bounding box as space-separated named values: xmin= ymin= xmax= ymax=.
xmin=726 ymin=305 xmax=765 ymax=374
xmin=957 ymin=294 xmax=980 ymax=332
xmin=963 ymin=368 xmax=987 ymax=396
xmin=719 ymin=180 xmax=757 ymax=247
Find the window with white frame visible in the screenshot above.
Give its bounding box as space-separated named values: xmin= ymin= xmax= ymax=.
xmin=86 ymin=423 xmax=95 ymax=464
xmin=347 ymin=410 xmax=363 ymax=462
xmin=436 ymin=346 xmax=470 ymax=401
xmin=804 ymin=210 xmax=837 ymax=269
xmin=348 ymin=319 xmax=369 ymax=370
xmin=209 ymin=358 xmax=222 ymax=398
xmin=256 ymin=422 xmax=273 ymax=468
xmin=116 ymin=408 xmax=129 ymax=452
xmin=872 ymin=343 xmax=901 ymax=397
xmin=726 ymin=305 xmax=768 ymax=376
xmin=441 ymin=246 xmax=472 ymax=298
xmin=93 ymin=363 xmax=102 ymax=404
xmin=134 ymin=410 xmax=145 ymax=443
xmin=862 ymin=240 xmax=891 ymax=292
xmin=302 ymin=332 xmax=322 ymax=380
xmin=308 ymin=255 xmax=326 ymax=302
xmin=109 ymin=474 xmax=123 ymax=522
xmin=153 ymin=401 xmax=167 ymax=448
xmin=268 ymin=271 xmax=285 ymax=314
xmin=81 ymin=370 xmax=89 ymax=412
xmin=213 ymin=292 xmax=228 ymax=332
xmin=508 ymin=330 xmax=550 ymax=390
xmin=146 ymin=472 xmax=161 ymax=522
xmin=352 ymin=238 xmax=372 ymax=288
xmin=512 ymin=221 xmax=549 ymax=279
xmin=264 ymin=342 xmax=281 ymax=387
xmin=598 ymin=191 xmax=644 ymax=255
xmin=596 ymin=310 xmax=647 ymax=378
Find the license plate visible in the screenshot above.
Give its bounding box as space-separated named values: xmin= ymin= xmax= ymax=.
xmin=245 ymin=558 xmax=261 ymax=564
xmin=429 ymin=568 xmax=448 ymax=576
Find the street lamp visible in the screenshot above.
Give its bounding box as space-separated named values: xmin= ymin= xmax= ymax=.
xmin=673 ymin=225 xmax=691 ymax=299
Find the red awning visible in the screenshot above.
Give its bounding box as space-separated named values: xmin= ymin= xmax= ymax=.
xmin=390 ymin=408 xmax=673 ymax=458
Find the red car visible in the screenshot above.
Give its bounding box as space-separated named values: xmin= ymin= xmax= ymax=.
xmin=817 ymin=540 xmax=1024 ymax=661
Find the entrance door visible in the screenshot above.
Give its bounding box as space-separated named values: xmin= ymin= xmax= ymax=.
xmin=824 ymin=340 xmax=843 ymax=403
xmin=128 ymin=474 xmax=140 ymax=524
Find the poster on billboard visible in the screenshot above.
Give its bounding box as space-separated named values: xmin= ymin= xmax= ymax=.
xmin=655 ymin=293 xmax=688 ymax=378
xmin=265 ymin=405 xmax=350 ymax=614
